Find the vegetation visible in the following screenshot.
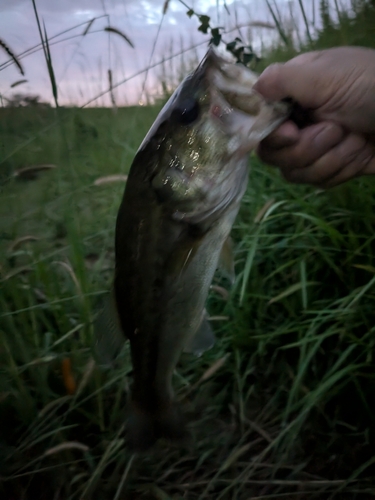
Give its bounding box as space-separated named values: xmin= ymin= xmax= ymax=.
xmin=257 ymin=0 xmax=375 ymax=68
xmin=1 ymin=0 xmax=375 ymax=498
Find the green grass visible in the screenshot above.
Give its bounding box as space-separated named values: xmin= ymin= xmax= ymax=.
xmin=257 ymin=0 xmax=375 ymax=69
xmin=2 ymin=106 xmax=375 ymax=499
xmin=2 ymin=0 xmax=375 ymax=498
xmin=0 ymin=106 xmax=156 ymax=241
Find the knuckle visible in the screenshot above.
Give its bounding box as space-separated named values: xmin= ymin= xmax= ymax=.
xmin=340 ymin=136 xmax=374 ymax=172
xmin=255 ymin=63 xmax=285 ymax=99
xmin=258 ymin=63 xmax=283 ymax=85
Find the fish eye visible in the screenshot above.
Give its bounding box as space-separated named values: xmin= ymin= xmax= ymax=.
xmin=172 ymin=98 xmax=200 ymax=125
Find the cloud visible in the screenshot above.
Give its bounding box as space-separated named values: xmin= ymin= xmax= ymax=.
xmin=0 ymin=0 xmax=207 ymax=105
xmin=1 ymin=0 xmax=339 ymax=106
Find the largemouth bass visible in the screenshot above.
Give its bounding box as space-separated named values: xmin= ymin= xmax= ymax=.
xmin=96 ymin=49 xmax=289 ymax=450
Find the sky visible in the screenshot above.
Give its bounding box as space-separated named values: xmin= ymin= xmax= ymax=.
xmin=0 ymin=0 xmax=346 ymax=107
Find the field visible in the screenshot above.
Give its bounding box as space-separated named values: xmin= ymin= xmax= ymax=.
xmin=2 ymin=1 xmax=375 ymax=499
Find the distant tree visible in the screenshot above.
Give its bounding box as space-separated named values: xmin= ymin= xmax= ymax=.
xmin=5 ymin=93 xmax=51 ymax=108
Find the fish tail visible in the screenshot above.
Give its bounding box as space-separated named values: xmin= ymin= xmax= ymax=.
xmin=127 ymin=402 xmax=189 ymax=451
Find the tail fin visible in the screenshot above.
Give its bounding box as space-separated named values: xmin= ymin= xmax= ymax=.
xmin=127 ymin=403 xmax=189 ymax=451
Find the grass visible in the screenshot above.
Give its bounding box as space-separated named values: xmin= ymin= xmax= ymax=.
xmin=2 ymin=0 xmax=375 ymax=498
xmin=256 ymin=0 xmax=375 ymax=69
xmin=2 ymin=108 xmax=375 ymax=498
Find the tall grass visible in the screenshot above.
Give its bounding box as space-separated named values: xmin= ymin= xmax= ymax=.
xmin=258 ymin=0 xmax=375 ymax=68
xmin=1 ymin=0 xmax=375 ymax=498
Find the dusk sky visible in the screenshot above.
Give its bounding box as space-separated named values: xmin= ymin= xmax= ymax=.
xmin=0 ymin=0 xmax=343 ymax=107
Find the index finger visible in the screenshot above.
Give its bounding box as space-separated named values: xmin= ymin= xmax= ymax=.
xmin=253 ymin=52 xmax=327 ymax=109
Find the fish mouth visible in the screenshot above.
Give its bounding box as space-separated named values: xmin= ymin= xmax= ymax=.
xmin=199 ymin=48 xmax=290 ymax=156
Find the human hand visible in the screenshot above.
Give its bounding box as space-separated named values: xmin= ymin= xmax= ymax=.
xmin=254 ymin=47 xmax=375 ymax=187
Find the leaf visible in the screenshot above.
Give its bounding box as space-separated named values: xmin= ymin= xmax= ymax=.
xmin=200 ymin=355 xmax=229 ymax=383
xmin=10 ymin=79 xmax=28 ymax=88
xmin=108 ymin=69 xmax=116 ymax=107
xmin=207 ymin=316 xmax=229 ymax=321
xmin=0 ymin=38 xmax=24 ymax=75
xmin=162 ymin=0 xmax=170 ymax=14
xmin=254 ymin=198 xmax=275 ymax=223
xmin=104 ymin=26 xmax=134 ymax=48
xmin=108 ymin=69 xmax=113 ymax=88
xmin=43 ymin=22 xmax=58 ymax=106
xmin=353 ymin=264 xmax=375 ymax=274
xmin=240 ymin=227 xmax=261 ymax=305
xmin=198 ymin=15 xmax=210 ymax=34
xmin=76 ymin=358 xmax=95 ymax=398
xmin=53 ymin=260 xmax=82 ymax=297
xmin=8 ymin=235 xmax=38 ymax=253
xmin=44 ymin=441 xmax=89 ymax=456
xmin=210 ymin=27 xmax=221 ymax=46
xmin=248 ymin=21 xmax=275 ymax=29
xmin=242 ymin=53 xmax=254 ymax=65
xmin=93 ymin=174 xmax=128 ymax=186
xmin=140 ymin=485 xmax=172 ymax=500
xmin=82 ymin=18 xmax=95 ymax=36
xmin=32 ymin=1 xmax=59 ymax=107
xmin=187 ymin=9 xmax=194 ymax=18
xmin=14 ymin=164 xmax=57 ymax=181
xmin=2 ymin=266 xmax=32 ymax=281
xmin=182 ymin=354 xmax=230 ymax=397
xmin=268 ymin=282 xmax=319 ymax=305
xmin=210 ymin=284 xmax=229 ymax=301
xmin=265 ymin=0 xmax=289 ymax=46
xmin=219 ymin=443 xmax=252 ymax=472
xmin=62 ymin=358 xmax=76 ymax=395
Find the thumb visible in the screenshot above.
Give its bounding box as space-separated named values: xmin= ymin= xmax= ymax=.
xmin=254 ymin=52 xmax=326 ymax=109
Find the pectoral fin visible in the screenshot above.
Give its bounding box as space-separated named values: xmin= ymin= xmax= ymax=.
xmin=93 ymin=289 xmax=126 ymax=366
xmin=184 ymin=312 xmax=215 ymax=357
xmin=218 ymin=235 xmax=235 ymax=285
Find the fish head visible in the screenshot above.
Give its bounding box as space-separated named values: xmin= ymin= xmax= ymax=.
xmin=139 ymin=48 xmax=290 ymax=222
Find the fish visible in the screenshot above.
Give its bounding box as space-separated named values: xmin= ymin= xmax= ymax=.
xmin=95 ymin=48 xmax=290 ymax=450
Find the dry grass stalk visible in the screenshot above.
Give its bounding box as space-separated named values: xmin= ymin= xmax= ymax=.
xmin=0 ymin=38 xmax=24 ymax=75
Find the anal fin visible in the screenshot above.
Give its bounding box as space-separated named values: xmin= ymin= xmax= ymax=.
xmin=93 ymin=289 xmax=126 ymax=366
xmin=218 ymin=235 xmax=235 ymax=285
xmin=184 ymin=311 xmax=215 ymax=357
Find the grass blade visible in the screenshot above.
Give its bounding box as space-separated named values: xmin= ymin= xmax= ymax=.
xmin=104 ymin=26 xmax=134 ymax=48
xmin=0 ymin=38 xmax=24 ymax=74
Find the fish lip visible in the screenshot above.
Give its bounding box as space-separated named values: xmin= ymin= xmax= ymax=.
xmin=200 ymin=48 xmax=290 ymax=155
xmin=195 ymin=46 xmax=224 ymax=73
xmin=190 ymin=47 xmax=231 ymax=94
